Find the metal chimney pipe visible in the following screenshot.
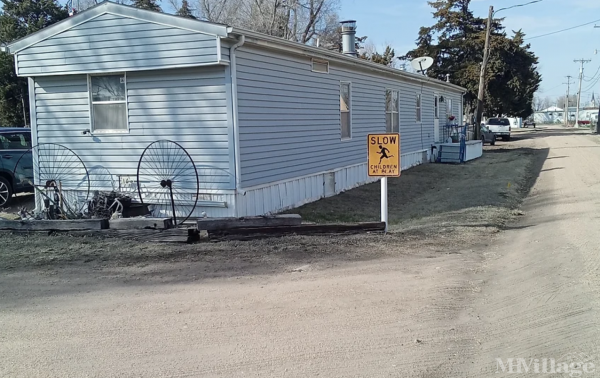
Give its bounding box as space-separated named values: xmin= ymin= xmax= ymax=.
xmin=340 ymin=20 xmax=357 ymax=57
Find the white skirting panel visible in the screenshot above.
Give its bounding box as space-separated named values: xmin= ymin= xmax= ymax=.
xmin=236 ymin=149 xmax=427 ymax=217
xmin=464 ymin=140 xmax=483 ymax=162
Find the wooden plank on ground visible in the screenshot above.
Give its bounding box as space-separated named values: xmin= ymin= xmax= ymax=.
xmin=208 ymin=222 xmax=386 ymax=241
xmin=109 ymin=218 xmax=173 ymax=230
xmin=0 ymin=219 xmax=108 ymax=231
xmin=197 ymin=214 xmax=302 ymax=231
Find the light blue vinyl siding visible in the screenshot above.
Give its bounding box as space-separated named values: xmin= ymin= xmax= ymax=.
xmin=33 ymin=67 xmax=234 ymax=190
xmin=17 ymin=13 xmax=221 ymax=76
xmin=236 ymin=46 xmax=462 ymax=188
xmin=434 ymin=91 xmax=464 ymax=141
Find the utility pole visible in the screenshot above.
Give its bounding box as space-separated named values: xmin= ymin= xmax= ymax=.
xmin=473 ymin=1 xmax=542 ymax=138
xmin=475 ymin=5 xmax=493 ymax=140
xmin=574 ymin=59 xmax=591 ymax=128
xmin=564 ymin=76 xmax=573 ymax=126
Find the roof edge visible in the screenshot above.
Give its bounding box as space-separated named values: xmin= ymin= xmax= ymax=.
xmin=229 ymin=27 xmax=466 ymax=93
xmin=7 ymin=1 xmax=229 ymax=54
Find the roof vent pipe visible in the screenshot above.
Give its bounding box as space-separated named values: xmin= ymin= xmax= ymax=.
xmin=340 ymin=20 xmax=357 ymax=57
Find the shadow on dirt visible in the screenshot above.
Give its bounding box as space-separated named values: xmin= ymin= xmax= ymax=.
xmin=0 ymin=144 xmax=551 ymax=302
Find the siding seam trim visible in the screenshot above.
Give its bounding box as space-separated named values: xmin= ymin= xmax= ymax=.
xmin=16 ymin=61 xmax=229 ymax=78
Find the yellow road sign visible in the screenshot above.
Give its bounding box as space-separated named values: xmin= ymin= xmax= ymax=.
xmin=368 ymin=133 xmax=401 ymax=177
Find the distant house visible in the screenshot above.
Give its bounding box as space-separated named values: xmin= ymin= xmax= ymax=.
xmin=533 ymin=106 xmax=564 ymax=124
xmin=5 ymin=1 xmax=466 ymax=217
xmin=534 ymin=95 xmax=599 ymax=125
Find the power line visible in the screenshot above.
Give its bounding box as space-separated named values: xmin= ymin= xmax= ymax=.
xmin=525 ymin=19 xmax=600 ymax=40
xmin=583 ymin=65 xmax=600 ymax=82
xmin=583 ymin=74 xmax=600 ymax=92
xmin=543 ymin=83 xmax=566 ymax=91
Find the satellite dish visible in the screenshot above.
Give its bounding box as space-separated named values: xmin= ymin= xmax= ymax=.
xmin=410 ymin=56 xmax=434 ymax=75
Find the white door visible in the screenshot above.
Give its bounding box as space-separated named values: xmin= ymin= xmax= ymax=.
xmin=434 ymin=95 xmax=440 ymax=142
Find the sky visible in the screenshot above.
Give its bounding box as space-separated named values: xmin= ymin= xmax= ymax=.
xmin=338 ymin=0 xmax=600 ymax=106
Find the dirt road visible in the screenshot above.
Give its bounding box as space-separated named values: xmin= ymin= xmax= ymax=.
xmin=2 ymin=126 xmax=600 ymax=377
xmin=466 ymin=127 xmax=600 ymax=376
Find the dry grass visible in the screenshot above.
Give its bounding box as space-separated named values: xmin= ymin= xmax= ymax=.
xmin=0 ymin=143 xmax=547 ymax=273
xmin=293 ymin=147 xmax=545 ymax=235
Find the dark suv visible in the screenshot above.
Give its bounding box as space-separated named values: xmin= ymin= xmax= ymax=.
xmin=0 ymin=128 xmax=33 ymax=207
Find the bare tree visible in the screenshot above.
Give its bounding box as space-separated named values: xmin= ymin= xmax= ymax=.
xmin=555 ymin=94 xmax=577 ymax=110
xmin=176 ymin=0 xmax=339 ymax=45
xmin=533 ymin=95 xmax=552 ymax=112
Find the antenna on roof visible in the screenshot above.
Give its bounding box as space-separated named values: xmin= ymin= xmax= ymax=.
xmin=410 ymin=56 xmax=434 ymax=76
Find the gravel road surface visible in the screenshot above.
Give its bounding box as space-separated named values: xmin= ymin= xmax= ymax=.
xmin=2 ymin=126 xmax=599 ymax=377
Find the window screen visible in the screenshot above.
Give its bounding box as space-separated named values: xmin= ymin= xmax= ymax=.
xmin=90 ymin=75 xmax=127 ymax=132
xmin=340 ymin=82 xmax=351 ymax=139
xmin=386 ymin=89 xmax=399 ymax=133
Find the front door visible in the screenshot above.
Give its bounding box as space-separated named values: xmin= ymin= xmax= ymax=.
xmin=434 ymin=95 xmax=440 ymax=142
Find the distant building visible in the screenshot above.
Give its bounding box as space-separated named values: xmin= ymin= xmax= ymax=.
xmin=533 ymin=94 xmax=599 ymax=125
xmin=533 ymin=106 xmax=564 ymax=124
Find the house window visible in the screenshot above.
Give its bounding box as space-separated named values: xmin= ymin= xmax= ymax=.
xmin=89 ymin=74 xmax=128 ymax=132
xmin=446 ymin=98 xmax=453 ymax=117
xmin=340 ymin=82 xmax=351 ymax=139
xmin=434 ymin=96 xmax=439 ymax=119
xmin=416 ymin=93 xmax=422 ymax=122
xmin=312 ymin=59 xmax=329 ymax=73
xmin=386 ymin=89 xmax=399 ymax=133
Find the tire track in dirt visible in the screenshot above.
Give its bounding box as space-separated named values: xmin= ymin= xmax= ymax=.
xmin=466 ymin=128 xmax=600 ymax=377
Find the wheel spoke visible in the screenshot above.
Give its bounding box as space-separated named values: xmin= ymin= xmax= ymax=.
xmin=15 ymin=143 xmax=90 ymax=214
xmin=137 ymin=140 xmax=198 ymax=226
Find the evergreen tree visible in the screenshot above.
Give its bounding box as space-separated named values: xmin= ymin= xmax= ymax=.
xmin=361 ymin=45 xmax=396 ymax=67
xmin=402 ymin=0 xmax=541 ymax=119
xmin=0 ymin=0 xmax=68 ymax=126
xmin=176 ymin=0 xmax=196 ymax=19
xmin=132 ymin=0 xmax=161 ymax=12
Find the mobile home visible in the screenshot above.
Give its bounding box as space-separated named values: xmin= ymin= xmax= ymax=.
xmin=6 ymin=1 xmax=466 ymax=217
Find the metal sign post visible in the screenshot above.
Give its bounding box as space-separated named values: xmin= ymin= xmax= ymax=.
xmin=367 ymin=133 xmax=401 ymax=233
xmin=380 ymin=177 xmax=388 ymax=232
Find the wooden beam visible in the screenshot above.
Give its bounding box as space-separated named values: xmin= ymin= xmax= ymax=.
xmin=197 ymin=214 xmax=302 ymax=231
xmin=0 ymin=219 xmax=109 ymax=231
xmin=109 ymin=218 xmax=173 ymax=230
xmin=208 ymin=222 xmax=386 ymax=241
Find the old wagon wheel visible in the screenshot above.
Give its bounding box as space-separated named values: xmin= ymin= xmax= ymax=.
xmin=13 ymin=143 xmax=90 ymax=218
xmin=136 ymin=140 xmax=199 ymax=226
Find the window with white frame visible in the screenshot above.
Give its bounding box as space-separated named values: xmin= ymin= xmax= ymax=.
xmin=312 ymin=59 xmax=329 ymax=73
xmin=386 ymin=89 xmax=399 ymax=133
xmin=416 ymin=93 xmax=422 ymax=122
xmin=434 ymin=95 xmax=439 ymax=119
xmin=90 ymin=74 xmax=128 ymax=132
xmin=340 ymin=82 xmax=351 ymax=139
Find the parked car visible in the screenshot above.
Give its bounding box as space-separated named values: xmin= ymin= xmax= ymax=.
xmin=484 ymin=117 xmax=511 ymax=141
xmin=480 ymin=125 xmax=496 ymax=145
xmin=523 ymin=119 xmax=536 ymax=128
xmin=0 ymin=128 xmax=33 ymax=207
